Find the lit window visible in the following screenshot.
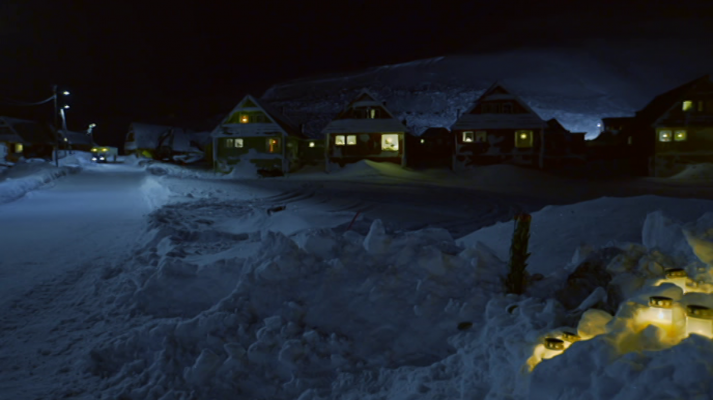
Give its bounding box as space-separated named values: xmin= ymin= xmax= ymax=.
xmin=683 ymin=101 xmax=693 ymax=111
xmin=309 ymin=141 xmax=315 ymax=148
xmin=420 ymin=139 xmax=425 ymax=144
xmin=347 ymin=135 xmax=357 ymax=145
xmin=226 ymin=138 xmax=234 ymax=147
xmin=335 ymin=135 xmax=345 ymax=146
xmin=15 ymin=143 xmax=23 ymax=153
xmin=674 ymin=130 xmax=687 ymax=141
xmin=234 ymin=138 xmax=244 ymax=148
xmin=475 ymin=131 xmax=487 ymax=142
xmin=463 ymin=131 xmax=474 ymax=142
xmin=369 ymin=109 xmax=377 ymax=119
xmin=267 ymin=138 xmax=280 ymax=153
xmin=240 ymin=114 xmax=249 ymax=123
xmin=659 ymin=130 xmax=672 ymax=142
xmin=381 ymin=134 xmax=399 ymax=151
xmin=515 ymin=130 xmax=533 ymax=148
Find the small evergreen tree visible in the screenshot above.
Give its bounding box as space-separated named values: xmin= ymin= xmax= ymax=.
xmin=505 ymin=213 xmax=532 ymax=295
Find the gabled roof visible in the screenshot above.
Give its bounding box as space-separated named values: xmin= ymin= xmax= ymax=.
xmin=636 ymin=75 xmax=712 ymax=126
xmin=214 ymin=94 xmax=305 ymax=138
xmin=126 ymin=123 xmax=172 ymax=150
xmin=321 ymin=90 xmax=408 ymax=134
xmin=0 ymin=117 xmax=55 ymax=145
xmin=420 ymin=127 xmax=451 ymax=138
xmin=546 ymin=118 xmax=567 ymax=132
xmin=451 ymin=82 xmax=546 ymax=130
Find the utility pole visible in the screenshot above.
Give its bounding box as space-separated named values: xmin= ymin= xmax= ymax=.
xmin=53 ymin=85 xmax=59 ymax=167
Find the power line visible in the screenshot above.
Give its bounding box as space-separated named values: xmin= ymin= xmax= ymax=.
xmin=0 ymin=95 xmax=56 ymax=106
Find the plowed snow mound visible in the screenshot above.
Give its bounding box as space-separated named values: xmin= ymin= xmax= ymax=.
xmin=670 ymin=163 xmax=713 ymax=181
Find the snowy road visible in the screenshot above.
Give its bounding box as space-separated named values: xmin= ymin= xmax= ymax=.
xmin=0 ymin=164 xmax=152 ymax=307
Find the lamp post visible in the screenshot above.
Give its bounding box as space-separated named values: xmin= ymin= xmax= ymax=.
xmin=52 ymin=86 xmax=70 ymax=167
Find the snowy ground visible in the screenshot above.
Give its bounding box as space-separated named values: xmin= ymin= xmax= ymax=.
xmin=3 ymin=161 xmax=713 ymax=399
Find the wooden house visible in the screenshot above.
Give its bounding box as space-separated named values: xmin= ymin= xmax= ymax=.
xmin=624 ymin=75 xmax=713 ymax=177
xmin=59 ymin=129 xmax=95 ymax=152
xmin=450 ymin=83 xmax=584 ymax=170
xmin=322 ymin=90 xmax=408 ymax=169
xmin=0 ymin=117 xmax=55 ymax=162
xmin=211 ymin=95 xmax=305 ymax=174
xmin=125 ymin=123 xmax=171 ymax=158
xmin=405 ymin=127 xmax=453 ymax=169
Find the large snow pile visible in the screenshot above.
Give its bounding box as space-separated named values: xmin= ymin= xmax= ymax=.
xmin=72 ymin=186 xmax=713 ymax=399
xmin=670 ymin=163 xmax=713 ymax=181
xmin=263 ymin=42 xmax=713 ymax=138
xmin=0 ymin=160 xmax=80 ymax=204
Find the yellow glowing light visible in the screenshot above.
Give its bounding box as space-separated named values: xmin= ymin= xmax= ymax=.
xmin=636 ymin=296 xmax=676 ymax=334
xmin=102 ymin=148 xmax=108 ymax=152
xmin=542 ymin=338 xmax=565 ymax=359
xmin=683 ymin=100 xmax=693 ymax=111
xmin=335 ymin=135 xmax=345 ymax=146
xmin=91 ymin=148 xmax=98 ymax=152
xmin=520 ymin=133 xmax=528 ymax=139
xmin=420 ymin=139 xmax=425 ymax=144
xmin=663 ymin=268 xmax=690 ymax=292
xmin=15 ymin=143 xmax=23 ymax=153
xmin=674 ymin=130 xmax=687 ymax=141
xmin=685 ymin=305 xmax=713 ymax=339
xmin=240 ymin=115 xmax=249 ymax=123
xmin=659 ymin=130 xmax=672 ymax=142
xmin=347 ymin=135 xmax=357 ymax=145
xmin=309 ymin=141 xmax=315 ymax=148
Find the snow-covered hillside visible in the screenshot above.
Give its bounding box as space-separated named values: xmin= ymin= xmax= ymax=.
xmin=262 ymin=41 xmax=713 ymax=139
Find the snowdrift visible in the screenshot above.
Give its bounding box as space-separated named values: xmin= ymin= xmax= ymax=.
xmin=0 ymin=160 xmax=81 ymax=204
xmin=77 ymin=187 xmax=713 ymax=399
xmin=670 ymin=163 xmax=713 ymax=182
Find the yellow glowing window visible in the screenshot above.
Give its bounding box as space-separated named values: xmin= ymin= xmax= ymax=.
xmin=369 ymin=109 xmax=377 ymax=119
xmin=515 ymin=130 xmax=533 ymax=148
xmin=475 ymin=131 xmax=487 ymax=142
xmin=462 ymin=131 xmax=474 ymax=143
xmin=334 ymin=135 xmax=345 ymax=146
xmin=234 ymin=138 xmax=244 ymax=148
xmin=420 ymin=138 xmax=425 ymax=144
xmin=267 ymin=138 xmax=280 ymax=153
xmin=226 ymin=138 xmax=234 ymax=147
xmin=14 ymin=143 xmax=23 ymax=153
xmin=308 ymin=141 xmax=315 ymax=148
xmin=674 ymin=130 xmax=687 ymax=141
xmin=659 ymin=130 xmax=672 ymax=142
xmin=346 ymin=135 xmax=357 ymax=145
xmin=91 ymin=147 xmax=98 ymax=152
xmin=381 ymin=134 xmax=399 ymax=151
xmin=240 ymin=114 xmax=249 ymax=123
xmin=683 ymin=101 xmax=693 ymax=111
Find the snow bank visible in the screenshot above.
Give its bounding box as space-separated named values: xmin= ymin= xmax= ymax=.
xmin=0 ymin=160 xmax=80 ymax=204
xmin=457 ymin=196 xmax=713 ymax=276
xmin=670 ymin=163 xmax=713 ymax=181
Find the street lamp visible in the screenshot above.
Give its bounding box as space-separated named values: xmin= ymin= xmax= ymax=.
xmin=53 ymin=86 xmax=70 ymax=167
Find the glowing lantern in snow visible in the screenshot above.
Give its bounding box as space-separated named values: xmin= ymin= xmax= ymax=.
xmin=685 ymin=305 xmax=713 ymax=339
xmin=562 ymin=331 xmax=580 ymax=343
xmin=542 ymin=338 xmax=565 ymax=359
xmin=638 ymin=296 xmax=674 ymax=330
xmin=664 ymin=268 xmax=689 ymax=292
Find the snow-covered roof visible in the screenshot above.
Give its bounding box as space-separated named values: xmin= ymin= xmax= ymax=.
xmin=451 ymin=83 xmax=546 ymax=130
xmin=322 ymin=90 xmax=408 ymax=134
xmin=126 ymin=123 xmax=172 ymax=150
xmin=214 ymin=95 xmax=305 ymax=139
xmin=0 ymin=117 xmax=55 ymax=145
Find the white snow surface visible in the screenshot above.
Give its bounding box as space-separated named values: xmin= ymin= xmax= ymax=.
xmin=670 ymin=163 xmax=713 ymax=181
xmin=5 ymin=162 xmax=713 ymax=399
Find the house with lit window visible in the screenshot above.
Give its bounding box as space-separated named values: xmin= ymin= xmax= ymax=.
xmin=125 ymin=123 xmax=172 ymax=159
xmin=58 ymin=129 xmax=95 ymax=152
xmin=451 ymin=83 xmax=551 ymax=169
xmin=623 ymin=75 xmax=713 ymax=177
xmin=0 ymin=117 xmax=55 ymax=162
xmin=322 ymin=90 xmax=408 ymax=169
xmin=211 ymin=95 xmax=305 ymax=174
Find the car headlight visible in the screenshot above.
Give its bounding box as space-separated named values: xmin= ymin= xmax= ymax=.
xmin=92 ymin=157 xmax=97 ymax=161
xmin=99 ymin=157 xmax=105 ymax=160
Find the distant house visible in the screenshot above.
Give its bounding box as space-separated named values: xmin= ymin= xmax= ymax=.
xmin=406 ymin=127 xmax=453 ymax=169
xmin=451 ymin=83 xmax=548 ymax=169
xmin=0 ymin=117 xmax=55 ymax=162
xmin=541 ymin=119 xmax=587 ymax=169
xmin=125 ymin=123 xmax=172 ymax=158
xmin=211 ymin=95 xmax=306 ymax=174
xmin=59 ymin=129 xmax=95 ymax=152
xmin=624 ymin=75 xmax=713 ymax=177
xmin=322 ymin=90 xmax=408 ymax=169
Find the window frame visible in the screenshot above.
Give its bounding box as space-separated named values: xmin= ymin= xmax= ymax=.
xmin=234 ymin=138 xmax=244 ymax=148
xmin=674 ymin=130 xmax=687 ymax=142
xmin=381 ymin=133 xmax=399 ymax=152
xmin=462 ymin=131 xmax=474 ymax=143
xmin=346 ymin=135 xmax=357 ymax=145
xmin=334 ymin=135 xmax=346 ymax=146
xmin=514 ymin=130 xmax=534 ymax=148
xmin=658 ymin=130 xmax=672 ymax=142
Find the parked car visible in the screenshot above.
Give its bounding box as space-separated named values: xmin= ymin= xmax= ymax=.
xmin=91 ymin=146 xmax=119 ymax=163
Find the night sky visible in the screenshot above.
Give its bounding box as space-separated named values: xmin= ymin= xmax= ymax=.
xmin=1 ymin=0 xmax=711 ymax=147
